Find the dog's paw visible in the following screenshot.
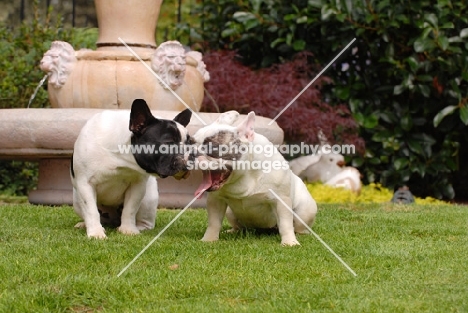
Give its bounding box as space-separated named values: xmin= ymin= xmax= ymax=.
xmin=225 ymin=228 xmax=239 ymax=234
xmin=87 ymin=227 xmax=107 ymax=239
xmin=201 ymin=235 xmax=219 ymax=242
xmin=117 ymin=225 xmax=140 ymax=235
xmin=74 ymin=222 xmax=86 ymax=229
xmin=281 ymin=239 xmax=301 ymax=246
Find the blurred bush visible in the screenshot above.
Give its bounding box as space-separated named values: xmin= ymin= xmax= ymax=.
xmin=0 ymin=1 xmax=96 ymax=196
xmin=189 ymin=0 xmax=468 ymax=199
xmin=201 ymin=50 xmax=365 ymax=152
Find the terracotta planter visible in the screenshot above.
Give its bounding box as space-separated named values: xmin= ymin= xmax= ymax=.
xmin=40 ymin=0 xmax=208 ymax=111
xmin=95 ymin=0 xmax=162 ymax=51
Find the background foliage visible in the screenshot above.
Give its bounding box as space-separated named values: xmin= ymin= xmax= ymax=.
xmin=201 ymin=50 xmax=364 ymax=152
xmin=2 ymin=1 xmax=467 ymax=200
xmin=189 ymin=0 xmax=468 ymax=199
xmin=0 ymin=2 xmax=97 ymax=195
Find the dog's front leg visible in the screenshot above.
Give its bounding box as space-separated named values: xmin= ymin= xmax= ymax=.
xmin=201 ymin=195 xmax=227 ymax=242
xmin=118 ymin=178 xmax=147 ymax=235
xmin=74 ymin=181 xmax=106 ymax=239
xmin=276 ymin=197 xmax=300 ymax=246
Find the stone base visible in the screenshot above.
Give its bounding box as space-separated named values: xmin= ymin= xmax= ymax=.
xmin=28 ymin=158 xmax=208 ymax=208
xmin=28 ymin=159 xmax=74 ymax=205
xmin=0 ymin=108 xmax=283 ymax=208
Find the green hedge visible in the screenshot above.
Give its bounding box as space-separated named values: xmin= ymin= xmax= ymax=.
xmin=190 ymin=0 xmax=468 ymax=199
xmin=0 ymin=2 xmax=97 ymax=196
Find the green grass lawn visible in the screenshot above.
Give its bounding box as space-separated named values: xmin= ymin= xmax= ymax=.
xmin=0 ymin=203 xmax=467 ymax=312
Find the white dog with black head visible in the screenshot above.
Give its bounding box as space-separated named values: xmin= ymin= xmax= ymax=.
xmin=71 ymin=99 xmax=192 ymax=239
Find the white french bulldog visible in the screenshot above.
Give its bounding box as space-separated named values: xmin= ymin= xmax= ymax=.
xmin=71 ymin=99 xmax=192 ymax=239
xmin=192 ymin=111 xmax=317 ymax=246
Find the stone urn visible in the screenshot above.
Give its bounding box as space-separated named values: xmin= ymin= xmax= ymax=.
xmin=39 ymin=0 xmax=209 ymax=111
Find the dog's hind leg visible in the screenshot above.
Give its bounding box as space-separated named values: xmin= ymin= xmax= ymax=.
xmin=292 ymin=176 xmax=318 ymax=235
xmin=275 ymin=196 xmax=300 ymax=246
xmin=225 ymin=207 xmax=241 ymax=233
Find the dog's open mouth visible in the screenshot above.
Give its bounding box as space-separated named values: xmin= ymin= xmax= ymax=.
xmin=195 ymin=169 xmax=231 ymax=198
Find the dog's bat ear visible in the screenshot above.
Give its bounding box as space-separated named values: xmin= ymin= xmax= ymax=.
xmin=129 ymin=99 xmax=155 ymax=135
xmin=173 ymin=108 xmax=192 ymax=127
xmin=237 ymin=111 xmax=255 ymax=142
xmin=215 ymin=110 xmax=239 ymax=125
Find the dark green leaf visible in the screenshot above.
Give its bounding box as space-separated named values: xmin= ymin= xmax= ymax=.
xmin=438 ymin=35 xmax=449 ymax=50
xmin=441 ymin=22 xmax=454 ymax=28
xmin=394 ymin=85 xmax=405 ymax=95
xmin=308 ymin=0 xmax=323 ymax=8
xmin=363 ymin=114 xmax=379 ymax=129
xmin=424 ymin=13 xmax=438 ymax=29
xmin=460 ymin=106 xmax=468 ymax=125
xmin=296 ymin=16 xmax=308 ymax=24
xmin=407 ymin=139 xmax=424 ymax=155
xmin=394 ymin=158 xmax=409 ymax=171
xmin=442 ymin=184 xmax=455 ymax=199
xmin=460 ymin=28 xmax=468 ymax=38
xmin=414 ymin=37 xmax=436 ymax=52
xmin=433 ymin=105 xmax=457 ymax=127
xmin=335 ymin=86 xmax=350 ymax=99
xmin=406 ymin=57 xmax=419 ymax=71
xmin=418 ymin=84 xmax=430 ymax=98
xmin=351 ymin=157 xmax=364 ymax=167
xmin=401 ymin=115 xmax=413 ymax=131
xmin=292 ymin=39 xmax=306 ymax=51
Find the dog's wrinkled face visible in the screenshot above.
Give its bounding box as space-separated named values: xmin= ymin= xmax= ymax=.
xmin=192 ymin=111 xmax=255 ymax=197
xmin=129 ymin=99 xmax=193 ymax=179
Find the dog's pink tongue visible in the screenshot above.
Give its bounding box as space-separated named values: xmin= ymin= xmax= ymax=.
xmin=195 ymin=171 xmax=211 ymax=199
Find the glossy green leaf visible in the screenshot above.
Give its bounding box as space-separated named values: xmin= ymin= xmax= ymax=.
xmin=438 ymin=35 xmax=449 ymax=50
xmin=441 ymin=22 xmax=454 ymax=28
xmin=335 ymin=86 xmax=350 ymax=99
xmin=460 ymin=105 xmax=468 ymax=125
xmin=292 ymin=39 xmax=306 ymax=51
xmin=407 ymin=139 xmax=424 ymax=155
xmin=414 ymin=37 xmax=436 ymax=52
xmin=460 ymin=28 xmax=468 ymax=38
xmin=424 ymin=13 xmax=438 ymax=29
xmin=296 ymin=16 xmax=308 ymax=24
xmin=308 ymin=0 xmax=323 ymax=8
xmin=433 ymin=105 xmax=458 ymax=127
xmin=406 ymin=57 xmax=419 ymax=71
xmin=363 ymin=114 xmax=379 ymax=129
xmin=394 ymin=85 xmax=405 ymax=95
xmin=418 ymin=84 xmax=430 ymax=98
xmin=233 ymin=12 xmax=256 ymax=23
xmin=394 ymin=158 xmax=409 ymax=171
xmin=442 ymin=184 xmax=455 ymax=199
xmin=401 ymin=115 xmax=413 ymax=131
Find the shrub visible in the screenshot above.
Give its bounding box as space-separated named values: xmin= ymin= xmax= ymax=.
xmin=0 ymin=1 xmax=97 ymax=109
xmin=191 ymin=0 xmax=468 ymax=199
xmin=201 ymin=50 xmax=364 ymax=153
xmin=0 ymin=1 xmax=96 ymax=196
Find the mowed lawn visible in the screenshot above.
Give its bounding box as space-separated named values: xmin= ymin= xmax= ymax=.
xmin=0 ymin=202 xmax=467 ymax=312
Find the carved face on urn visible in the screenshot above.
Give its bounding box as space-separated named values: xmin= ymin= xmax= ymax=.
xmin=151 ymin=41 xmax=187 ymax=90
xmin=40 ymin=41 xmax=76 ymax=89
